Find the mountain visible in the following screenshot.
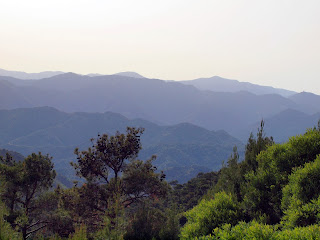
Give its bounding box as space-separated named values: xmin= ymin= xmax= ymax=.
xmin=114 ymin=71 xmax=145 ymax=78
xmin=0 ymin=107 xmax=244 ymax=183
xmin=0 ymin=80 xmax=33 ymax=109
xmin=1 ymin=73 xmax=312 ymax=139
xmin=288 ymin=92 xmax=320 ymax=114
xmin=180 ymin=76 xmax=296 ymax=97
xmin=0 ymin=68 xmax=295 ymax=96
xmin=0 ymin=68 xmax=146 ymax=80
xmin=0 ymin=68 xmax=64 ymax=80
xmin=238 ymin=109 xmax=320 ymax=143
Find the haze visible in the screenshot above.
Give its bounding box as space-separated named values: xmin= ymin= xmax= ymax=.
xmin=1 ymin=0 xmax=319 ymax=94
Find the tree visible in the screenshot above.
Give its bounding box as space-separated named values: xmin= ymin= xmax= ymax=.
xmin=0 ymin=152 xmax=56 ymax=239
xmin=0 ymin=200 xmax=22 ymax=240
xmin=71 ymin=127 xmax=168 ymax=231
xmin=73 ymin=127 xmax=144 ymax=183
xmin=243 ymin=127 xmax=320 ymax=224
xmin=282 ymin=155 xmax=320 ymax=227
xmin=213 ymin=146 xmax=242 ymax=201
xmin=241 ymin=120 xmax=274 ymax=174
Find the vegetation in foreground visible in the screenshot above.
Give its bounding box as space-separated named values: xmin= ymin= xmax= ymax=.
xmin=1 ymin=122 xmax=320 ymax=239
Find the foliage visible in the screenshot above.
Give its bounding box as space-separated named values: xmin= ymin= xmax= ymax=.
xmin=94 ymin=190 xmax=125 ymax=240
xmin=123 ymin=202 xmax=180 ymax=240
xmin=243 ymin=127 xmax=320 ymax=224
xmin=68 ymin=225 xmax=88 ymax=240
xmin=282 ymin=156 xmax=320 ymax=227
xmin=71 ymin=127 xmax=168 ymax=234
xmin=210 ymin=121 xmax=273 ymax=205
xmin=203 ymin=221 xmax=277 ymax=240
xmin=170 ymin=171 xmax=219 ymax=212
xmin=158 ymin=207 xmax=180 ymax=240
xmin=124 ymin=203 xmax=165 ymax=240
xmin=241 ymin=120 xmax=274 ymax=174
xmin=0 ymin=152 xmax=56 ymax=239
xmin=0 ymin=200 xmax=22 ymax=240
xmin=3 ymin=121 xmax=320 ymax=238
xmin=196 ymin=222 xmax=320 ymax=240
xmin=275 ymin=225 xmax=320 ymax=240
xmin=73 ymin=127 xmax=144 ymax=183
xmin=180 ymin=192 xmax=243 ymax=239
xmin=212 ymin=146 xmax=242 ymax=201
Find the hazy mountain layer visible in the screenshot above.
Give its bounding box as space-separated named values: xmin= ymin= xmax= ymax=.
xmin=2 ymin=73 xmax=319 ymax=140
xmin=0 ymin=107 xmax=244 ymax=183
xmin=241 ymin=109 xmax=320 ymax=143
xmin=0 ymin=68 xmax=64 ymax=80
xmin=0 ymin=68 xmax=296 ymax=96
xmin=288 ymin=92 xmax=320 ymax=114
xmin=180 ymin=76 xmax=296 ymax=97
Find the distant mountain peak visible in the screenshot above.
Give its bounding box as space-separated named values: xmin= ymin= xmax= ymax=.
xmin=181 ymin=76 xmax=296 ymax=97
xmin=58 ymin=72 xmax=81 ymax=77
xmin=114 ymin=72 xmax=145 ymax=79
xmin=0 ymin=68 xmax=64 ymax=80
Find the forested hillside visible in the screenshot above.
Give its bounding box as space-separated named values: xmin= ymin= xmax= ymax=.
xmin=0 ymin=107 xmax=243 ymax=183
xmin=1 ymin=123 xmax=320 ymax=239
xmin=181 ymin=122 xmax=320 ymax=239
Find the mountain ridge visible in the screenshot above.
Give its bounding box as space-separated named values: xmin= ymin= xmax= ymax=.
xmin=0 ymin=107 xmax=244 ymax=183
xmin=181 ymin=76 xmax=296 ymax=97
xmin=1 ymin=73 xmax=320 ymax=140
xmin=0 ymin=68 xmax=298 ymax=96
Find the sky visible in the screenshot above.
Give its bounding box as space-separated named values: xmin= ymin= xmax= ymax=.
xmin=0 ymin=0 xmax=320 ymax=93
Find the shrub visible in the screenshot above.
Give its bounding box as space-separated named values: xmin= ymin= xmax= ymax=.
xmin=180 ymin=192 xmax=242 ymax=239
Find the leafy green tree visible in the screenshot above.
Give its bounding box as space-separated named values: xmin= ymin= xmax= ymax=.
xmin=203 ymin=221 xmax=320 ymax=240
xmin=0 ymin=152 xmax=56 ymax=239
xmin=243 ymin=127 xmax=320 ymax=224
xmin=282 ymin=155 xmax=320 ymax=227
xmin=210 ymin=121 xmax=273 ymax=205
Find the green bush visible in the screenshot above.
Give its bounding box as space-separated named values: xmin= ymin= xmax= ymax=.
xmin=276 ymin=225 xmax=320 ymax=240
xmin=243 ymin=128 xmax=320 ymax=224
xmin=196 ymin=222 xmax=320 ymax=240
xmin=201 ymin=221 xmax=276 ymax=240
xmin=180 ymin=192 xmax=242 ymax=239
xmin=282 ymin=156 xmax=320 ymax=227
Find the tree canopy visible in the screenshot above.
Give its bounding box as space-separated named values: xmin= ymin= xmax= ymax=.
xmin=0 ymin=152 xmax=56 ymax=239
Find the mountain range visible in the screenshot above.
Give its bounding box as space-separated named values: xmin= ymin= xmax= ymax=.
xmin=0 ymin=71 xmax=319 ymax=141
xmin=0 ymin=68 xmax=296 ymax=96
xmin=1 ymin=68 xmax=320 ymax=184
xmin=181 ymin=76 xmax=295 ymax=97
xmin=0 ymin=107 xmax=244 ymax=183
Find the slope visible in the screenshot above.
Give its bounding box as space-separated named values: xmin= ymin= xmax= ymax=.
xmin=181 ymin=76 xmax=296 ymax=97
xmin=0 ymin=73 xmax=306 ymax=138
xmin=0 ymin=107 xmax=244 ymax=183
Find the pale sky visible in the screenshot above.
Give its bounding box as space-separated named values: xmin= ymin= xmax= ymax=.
xmin=1 ymin=0 xmax=320 ymax=93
